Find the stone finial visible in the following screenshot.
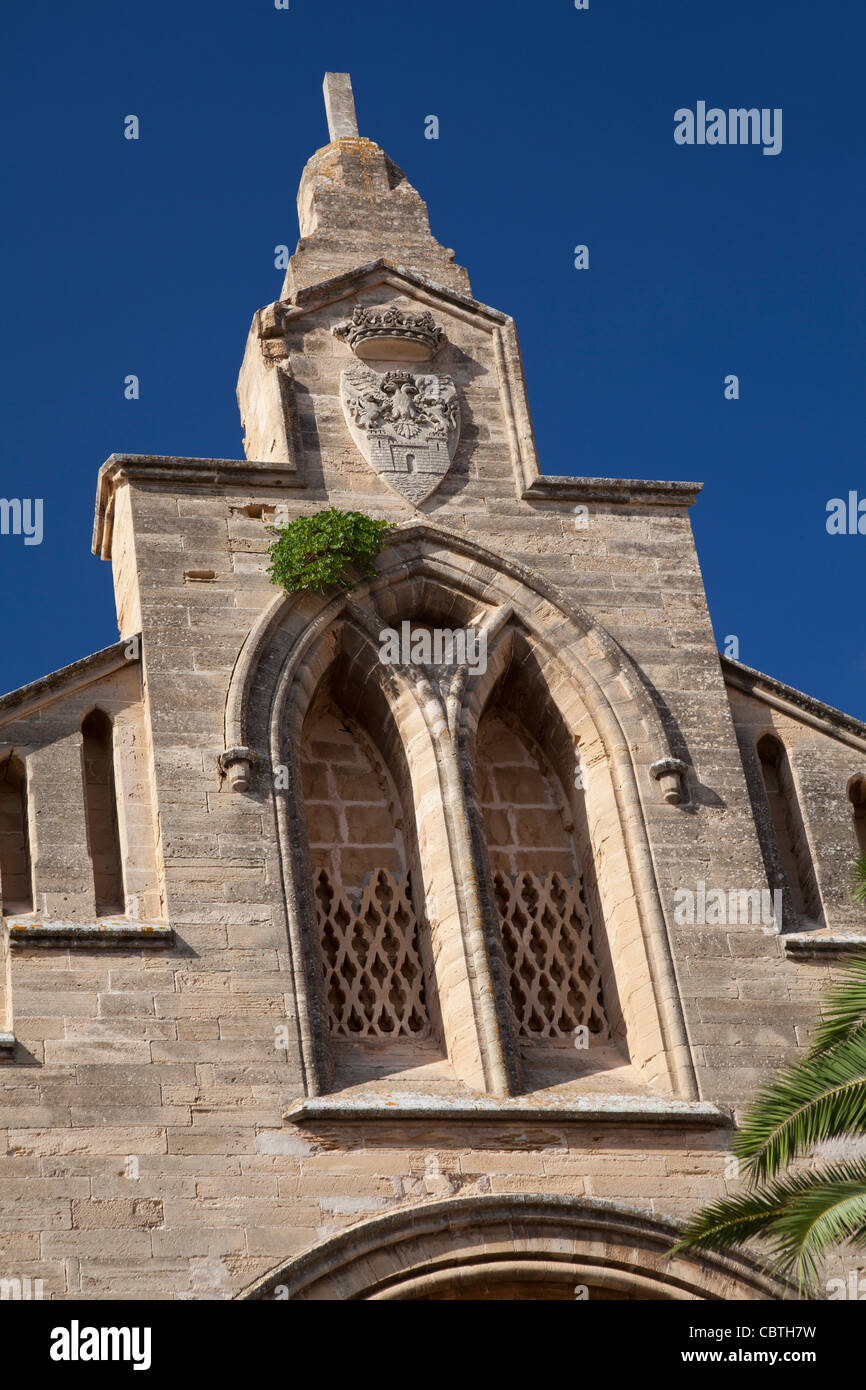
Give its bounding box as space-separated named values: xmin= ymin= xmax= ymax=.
xmin=323 ymin=73 xmax=359 ymax=141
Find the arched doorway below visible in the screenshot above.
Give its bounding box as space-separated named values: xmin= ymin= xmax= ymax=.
xmin=238 ymin=1195 xmax=789 ymax=1301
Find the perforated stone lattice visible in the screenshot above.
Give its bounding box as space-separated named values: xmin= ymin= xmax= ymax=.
xmin=493 ymin=870 xmax=609 ymax=1041
xmin=315 ymin=867 xmax=429 ymax=1037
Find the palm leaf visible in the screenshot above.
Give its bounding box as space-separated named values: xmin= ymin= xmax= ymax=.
xmin=851 ymin=855 xmax=866 ymax=906
xmin=732 ymin=1033 xmax=866 ymax=1181
xmin=671 ymin=1183 xmax=798 ymax=1254
xmin=810 ymin=954 xmax=866 ymax=1055
xmin=767 ymin=1159 xmax=866 ymax=1290
xmin=672 ymin=1159 xmax=866 ymax=1293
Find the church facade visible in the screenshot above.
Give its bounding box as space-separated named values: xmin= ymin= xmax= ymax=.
xmin=1 ymin=74 xmax=864 ymax=1301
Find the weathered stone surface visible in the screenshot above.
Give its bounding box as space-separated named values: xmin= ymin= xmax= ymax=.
xmin=0 ymin=72 xmax=862 ymax=1303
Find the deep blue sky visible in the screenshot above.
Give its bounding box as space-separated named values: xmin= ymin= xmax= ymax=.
xmin=2 ymin=1 xmax=863 ymax=716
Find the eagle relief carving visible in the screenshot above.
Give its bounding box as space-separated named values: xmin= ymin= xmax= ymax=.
xmin=333 ymin=306 xmax=460 ymax=504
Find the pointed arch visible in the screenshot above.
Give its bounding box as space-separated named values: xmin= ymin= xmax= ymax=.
xmin=299 ymin=678 xmax=437 ymax=1048
xmin=224 ymin=520 xmax=685 ymax=785
xmin=224 ymin=521 xmax=700 ymax=1101
xmin=473 ymin=676 xmax=612 ymax=1054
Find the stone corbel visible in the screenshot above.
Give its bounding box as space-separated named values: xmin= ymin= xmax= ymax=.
xmin=219 ymin=746 xmax=258 ymax=793
xmin=650 ymin=757 xmax=689 ymax=806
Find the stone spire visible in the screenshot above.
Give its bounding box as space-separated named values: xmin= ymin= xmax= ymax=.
xmin=280 ymin=73 xmax=471 ymax=300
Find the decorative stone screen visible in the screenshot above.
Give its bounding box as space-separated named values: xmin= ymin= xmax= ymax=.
xmin=477 ymin=711 xmax=609 ymax=1041
xmin=493 ymin=869 xmax=609 ymax=1040
xmin=314 ymin=867 xmax=429 ymax=1037
xmin=301 ymin=694 xmax=429 ymax=1038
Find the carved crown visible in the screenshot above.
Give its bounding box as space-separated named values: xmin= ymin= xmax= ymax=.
xmin=333 ymin=305 xmax=445 ymax=362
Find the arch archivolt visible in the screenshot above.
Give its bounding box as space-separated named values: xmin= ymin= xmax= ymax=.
xmin=238 ymin=1195 xmax=789 ymax=1302
xmin=224 ymin=521 xmax=698 ymax=1101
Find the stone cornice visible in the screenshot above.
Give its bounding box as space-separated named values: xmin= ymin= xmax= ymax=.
xmin=0 ymin=637 xmax=140 ymax=727
xmin=783 ymin=932 xmax=866 ymax=959
xmin=270 ymin=257 xmax=495 ymax=327
xmin=722 ymin=656 xmax=866 ymax=751
xmin=285 ymin=1092 xmax=730 ymax=1126
xmin=522 ymin=475 xmax=703 ymax=508
xmin=7 ymin=919 xmax=173 ymax=946
xmin=92 ymin=454 xmax=304 ymax=559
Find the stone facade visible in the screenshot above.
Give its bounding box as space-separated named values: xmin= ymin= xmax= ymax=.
xmin=0 ymin=74 xmax=864 ymax=1301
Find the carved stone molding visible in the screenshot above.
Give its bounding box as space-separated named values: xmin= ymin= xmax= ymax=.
xmin=340 ymin=366 xmax=460 ymax=504
xmin=333 ymin=305 xmax=445 ymax=362
xmin=238 ymin=1195 xmax=790 ymax=1302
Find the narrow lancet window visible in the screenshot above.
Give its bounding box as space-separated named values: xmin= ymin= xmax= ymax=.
xmin=81 ymin=710 xmax=125 ymax=915
xmin=849 ymin=776 xmax=866 ymax=859
xmin=757 ymin=734 xmax=821 ymax=922
xmin=0 ymin=756 xmax=32 ymax=915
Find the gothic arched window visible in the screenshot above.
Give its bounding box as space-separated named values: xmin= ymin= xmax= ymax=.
xmin=81 ymin=709 xmax=125 ymax=915
xmin=300 ymin=688 xmax=431 ymax=1041
xmin=756 ymin=733 xmax=821 ymax=922
xmin=476 ymin=706 xmax=609 ymax=1044
xmin=0 ymin=755 xmax=32 ymax=915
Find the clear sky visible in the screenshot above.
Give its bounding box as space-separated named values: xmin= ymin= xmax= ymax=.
xmin=2 ymin=0 xmax=863 ymax=716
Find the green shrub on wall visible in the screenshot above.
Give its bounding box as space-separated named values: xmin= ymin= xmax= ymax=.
xmin=266 ymin=507 xmax=394 ymax=594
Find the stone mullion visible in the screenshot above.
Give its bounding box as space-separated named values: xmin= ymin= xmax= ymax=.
xmin=413 ymin=672 xmax=520 ymax=1097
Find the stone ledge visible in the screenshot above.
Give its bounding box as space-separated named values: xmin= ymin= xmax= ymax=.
xmin=0 ymin=1032 xmax=15 ymax=1052
xmin=784 ymin=932 xmax=866 ymax=959
xmin=7 ymin=919 xmax=174 ymax=947
xmin=286 ymin=1091 xmax=730 ymax=1127
xmin=522 ymin=475 xmax=703 ymax=509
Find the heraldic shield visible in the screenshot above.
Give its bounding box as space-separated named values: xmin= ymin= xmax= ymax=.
xmin=340 ymin=366 xmax=461 ymax=505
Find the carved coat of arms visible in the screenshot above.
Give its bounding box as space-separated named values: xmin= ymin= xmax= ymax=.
xmin=340 ymin=366 xmax=460 ymax=505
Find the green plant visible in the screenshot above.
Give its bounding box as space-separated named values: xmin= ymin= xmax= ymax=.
xmin=672 ymin=949 xmax=866 ymax=1293
xmin=266 ymin=507 xmax=394 ymax=594
xmin=851 ymin=854 xmax=866 ymax=905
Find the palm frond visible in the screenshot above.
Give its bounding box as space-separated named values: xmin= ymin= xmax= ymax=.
xmin=672 ymin=1159 xmax=866 ymax=1293
xmin=810 ymin=954 xmax=866 ymax=1055
xmin=733 ymin=1034 xmax=866 ymax=1180
xmin=851 ymin=854 xmax=866 ymax=906
xmin=671 ymin=1183 xmax=797 ymax=1254
xmin=768 ymin=1159 xmax=866 ymax=1289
